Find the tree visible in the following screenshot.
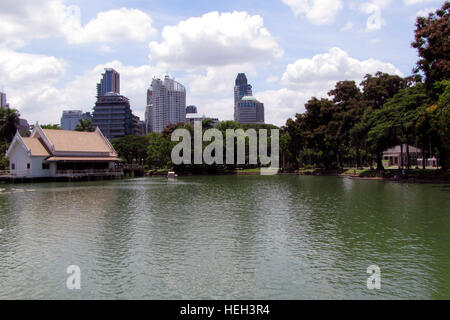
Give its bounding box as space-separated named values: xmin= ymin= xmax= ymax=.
xmin=75 ymin=118 xmax=94 ymax=132
xmin=382 ymin=84 xmax=430 ymax=169
xmin=0 ymin=107 xmax=20 ymax=143
xmin=112 ymin=135 xmax=149 ymax=165
xmin=427 ymin=80 xmax=450 ymax=170
xmin=361 ymin=72 xmax=409 ymax=110
xmin=147 ymin=132 xmax=173 ymax=168
xmin=301 ymin=97 xmax=337 ymax=168
xmin=367 ymin=109 xmax=397 ymax=171
xmin=39 ymin=124 xmax=61 ymax=130
xmin=328 ymin=81 xmax=364 ymax=167
xmin=412 ymin=2 xmax=450 ymax=95
xmin=360 ymin=72 xmax=410 ymax=170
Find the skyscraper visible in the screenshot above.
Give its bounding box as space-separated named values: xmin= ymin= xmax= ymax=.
xmin=148 ymin=75 xmax=186 ymax=133
xmin=234 ymin=73 xmax=253 ymax=122
xmin=61 ymin=110 xmax=83 ymax=130
xmin=145 ymin=86 xmax=153 ymax=134
xmin=97 ymin=68 xmax=120 ymax=97
xmin=92 ymin=92 xmax=136 ymax=140
xmin=234 ymin=73 xmax=265 ymax=124
xmin=0 ymin=92 xmax=8 ymax=108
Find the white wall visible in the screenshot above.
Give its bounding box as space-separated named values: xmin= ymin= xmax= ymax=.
xmin=7 ymin=142 xmax=50 ymax=178
xmin=31 ymin=157 xmax=51 ymax=178
xmin=8 ymin=142 xmax=31 ymax=177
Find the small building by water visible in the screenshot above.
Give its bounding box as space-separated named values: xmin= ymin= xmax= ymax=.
xmin=382 ymin=144 xmax=422 ymax=167
xmin=5 ymin=124 xmax=122 ymax=179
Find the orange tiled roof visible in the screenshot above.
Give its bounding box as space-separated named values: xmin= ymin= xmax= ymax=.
xmin=21 ymin=137 xmax=50 ymax=156
xmin=42 ymin=129 xmax=115 ymax=155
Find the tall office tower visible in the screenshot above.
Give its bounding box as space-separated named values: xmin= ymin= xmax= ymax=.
xmin=234 ymin=73 xmax=253 ymax=122
xmin=61 ymin=110 xmax=83 ymax=130
xmin=149 ymin=75 xmax=186 ymax=133
xmin=0 ymin=92 xmax=7 ymax=108
xmin=234 ymin=73 xmax=265 ymax=124
xmin=92 ymin=92 xmax=138 ymax=140
xmin=96 ymin=68 xmax=120 ymax=97
xmin=145 ymin=86 xmax=153 ymax=134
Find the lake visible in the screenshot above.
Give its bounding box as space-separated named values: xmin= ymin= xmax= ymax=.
xmin=0 ymin=175 xmax=449 ymax=299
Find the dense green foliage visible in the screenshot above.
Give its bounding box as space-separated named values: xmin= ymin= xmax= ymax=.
xmin=412 ymin=1 xmax=449 ymax=95
xmin=282 ymin=3 xmax=449 ymax=172
xmin=0 ymin=107 xmax=20 ymax=170
xmin=75 ymin=118 xmax=94 ymax=132
xmin=112 ymin=120 xmax=280 ymax=173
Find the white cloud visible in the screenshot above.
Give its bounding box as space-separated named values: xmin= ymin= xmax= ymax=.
xmin=65 ymin=8 xmax=157 ymax=45
xmin=255 ymin=89 xmax=316 ymax=126
xmin=0 ymin=49 xmax=66 ymax=85
xmin=0 ymin=0 xmax=156 ymax=48
xmin=0 ymin=54 xmax=166 ymax=124
xmin=282 ymin=0 xmax=344 ymax=25
xmin=188 ymin=97 xmax=234 ymax=124
xmin=149 ymin=11 xmax=283 ymax=69
xmin=282 ymin=47 xmax=402 ymax=89
xmin=246 ymin=47 xmax=404 ymax=126
xmin=0 ymin=0 xmax=67 ymax=48
xmin=185 ymin=64 xmax=256 ymax=96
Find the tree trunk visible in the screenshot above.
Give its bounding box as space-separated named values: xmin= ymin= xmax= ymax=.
xmin=356 ymin=148 xmax=361 ymax=168
xmin=422 ymin=141 xmax=426 ymax=170
xmin=406 ymin=143 xmax=410 ymax=170
xmin=376 ymin=151 xmax=384 ymax=171
xmin=400 ymin=144 xmax=404 ymax=169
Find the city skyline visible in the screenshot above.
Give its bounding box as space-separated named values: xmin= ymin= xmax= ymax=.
xmin=0 ymin=0 xmax=444 ymax=127
xmin=148 ymin=75 xmax=187 ymax=133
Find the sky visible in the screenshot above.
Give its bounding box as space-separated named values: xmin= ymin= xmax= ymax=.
xmin=0 ymin=0 xmax=445 ymax=127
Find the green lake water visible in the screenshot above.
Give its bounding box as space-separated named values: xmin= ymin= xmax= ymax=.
xmin=0 ymin=175 xmax=449 ymax=299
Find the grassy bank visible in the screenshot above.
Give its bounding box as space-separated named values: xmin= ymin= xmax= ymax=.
xmin=342 ymin=168 xmax=449 ymax=183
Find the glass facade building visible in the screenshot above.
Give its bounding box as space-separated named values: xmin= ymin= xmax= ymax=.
xmin=61 ymin=110 xmax=83 ymax=131
xmin=92 ymin=93 xmax=142 ymax=140
xmin=97 ymin=68 xmax=120 ymax=97
xmin=148 ymin=75 xmax=186 ymax=133
xmin=234 ymin=74 xmax=265 ymax=124
xmin=0 ymin=92 xmax=7 ymax=108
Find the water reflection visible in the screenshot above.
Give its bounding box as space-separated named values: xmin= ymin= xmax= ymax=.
xmin=0 ymin=176 xmax=449 ymax=299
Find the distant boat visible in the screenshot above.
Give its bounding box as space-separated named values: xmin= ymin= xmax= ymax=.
xmin=167 ymin=171 xmax=178 ymax=180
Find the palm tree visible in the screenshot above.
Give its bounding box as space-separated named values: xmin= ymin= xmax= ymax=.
xmin=0 ymin=107 xmax=20 ymax=143
xmin=75 ymin=118 xmax=94 ymax=132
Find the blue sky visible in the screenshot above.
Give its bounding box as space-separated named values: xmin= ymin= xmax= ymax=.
xmin=0 ymin=0 xmax=444 ymax=126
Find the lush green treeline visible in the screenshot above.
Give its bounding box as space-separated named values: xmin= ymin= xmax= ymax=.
xmin=282 ymin=3 xmax=449 ymax=171
xmin=112 ymin=120 xmax=280 ymax=174
xmin=281 ymin=76 xmax=449 ymax=171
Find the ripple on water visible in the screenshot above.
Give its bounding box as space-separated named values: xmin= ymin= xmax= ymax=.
xmin=0 ymin=176 xmax=449 ymax=299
